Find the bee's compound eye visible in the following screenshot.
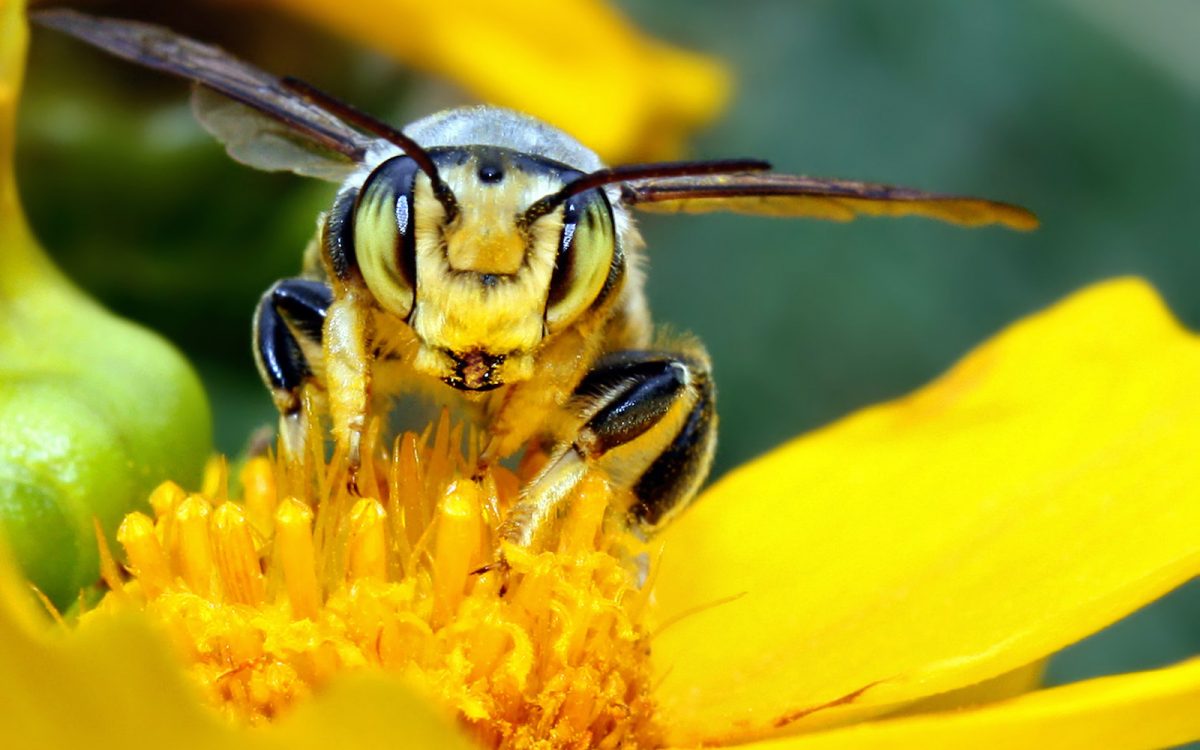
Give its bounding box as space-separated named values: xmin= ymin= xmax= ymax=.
xmin=354 ymin=156 xmax=421 ymax=320
xmin=544 ymin=189 xmax=616 ymax=332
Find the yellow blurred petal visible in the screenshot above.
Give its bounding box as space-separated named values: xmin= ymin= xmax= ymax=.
xmin=273 ymin=677 xmax=474 ymax=749
xmin=893 ymin=660 xmax=1046 ymax=718
xmin=0 ymin=529 xmax=229 ymax=747
xmin=256 ymin=0 xmax=730 ymax=161
xmin=725 ymin=659 xmax=1200 ymax=750
xmin=0 ymin=541 xmax=473 ymax=749
xmin=2 ymin=0 xmax=26 ymax=202
xmin=650 ymin=278 xmax=1200 ymax=745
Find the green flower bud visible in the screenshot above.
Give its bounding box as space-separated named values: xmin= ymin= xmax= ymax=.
xmin=0 ymin=0 xmax=211 ymax=608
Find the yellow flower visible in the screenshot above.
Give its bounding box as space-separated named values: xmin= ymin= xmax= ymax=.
xmin=5 ymin=2 xmax=1200 ymax=749
xmin=5 ymin=277 xmax=1200 ymax=749
xmin=92 ymin=418 xmax=661 ymax=747
xmin=257 ymin=0 xmax=730 ymax=162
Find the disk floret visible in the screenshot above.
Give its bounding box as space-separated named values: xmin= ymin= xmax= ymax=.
xmin=97 ymin=415 xmax=660 ymax=750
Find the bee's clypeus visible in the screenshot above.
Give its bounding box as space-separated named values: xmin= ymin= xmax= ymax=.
xmin=38 ymin=10 xmax=1037 ymax=551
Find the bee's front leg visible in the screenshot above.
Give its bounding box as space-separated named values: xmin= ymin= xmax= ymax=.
xmin=253 ymin=278 xmax=332 ymax=458
xmin=480 ymin=323 xmax=607 ymax=466
xmin=500 ymin=345 xmax=715 ymax=550
xmin=323 ymin=289 xmax=376 ymax=485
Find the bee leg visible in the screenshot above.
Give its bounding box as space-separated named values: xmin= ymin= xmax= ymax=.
xmin=252 ymin=278 xmax=332 ymax=458
xmin=500 ymin=347 xmax=715 ymax=550
xmin=323 ymin=290 xmax=375 ymax=487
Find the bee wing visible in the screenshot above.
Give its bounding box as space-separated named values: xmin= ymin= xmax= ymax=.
xmin=621 ymin=172 xmax=1038 ymax=231
xmin=35 ymin=9 xmax=374 ymax=181
xmin=190 ymin=87 xmax=361 ymax=181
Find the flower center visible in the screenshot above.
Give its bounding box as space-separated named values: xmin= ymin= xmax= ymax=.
xmin=96 ymin=414 xmax=661 ymax=750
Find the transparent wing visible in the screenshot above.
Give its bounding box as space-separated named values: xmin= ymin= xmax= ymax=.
xmin=191 ymin=87 xmax=358 ymax=181
xmin=622 ymin=172 xmax=1038 ymax=230
xmin=36 ymin=9 xmax=374 ymax=179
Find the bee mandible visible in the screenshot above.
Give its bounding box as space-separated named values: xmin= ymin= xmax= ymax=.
xmin=38 ymin=10 xmax=1037 ymax=550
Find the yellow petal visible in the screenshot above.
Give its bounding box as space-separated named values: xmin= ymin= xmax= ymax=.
xmin=272 ymin=676 xmax=474 ymax=749
xmin=257 ymin=0 xmax=730 ymax=162
xmin=893 ymin=660 xmax=1045 ymax=717
xmin=649 ymin=278 xmax=1200 ymax=745
xmin=0 ymin=542 xmax=471 ymax=748
xmin=725 ymin=659 xmax=1200 ymax=750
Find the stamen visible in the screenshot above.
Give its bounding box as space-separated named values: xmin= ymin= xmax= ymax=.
xmin=201 ymin=456 xmax=229 ymax=502
xmin=99 ymin=421 xmax=661 ymax=749
xmin=276 ymin=497 xmax=320 ymax=620
xmin=557 ymin=473 xmax=611 ymax=555
xmin=395 ymin=432 xmax=427 ymax=553
xmin=346 ymin=499 xmax=387 ymax=583
xmin=175 ymin=496 xmax=214 ymax=597
xmin=432 ymin=481 xmax=483 ymax=625
xmin=117 ymin=512 xmax=171 ymax=599
xmin=239 ymin=457 xmax=277 ymax=529
xmin=148 ymin=480 xmax=186 ymax=519
xmin=211 ymin=503 xmax=265 ymax=606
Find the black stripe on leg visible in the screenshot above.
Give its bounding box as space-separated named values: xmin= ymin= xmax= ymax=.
xmin=271 ymin=279 xmax=333 ymax=341
xmin=255 ymin=299 xmax=308 ymax=395
xmin=253 ymin=279 xmax=332 ymax=404
xmin=575 ymin=350 xmax=690 ymax=400
xmin=630 ymin=378 xmax=715 ymax=528
xmin=580 ymin=360 xmax=689 ymax=456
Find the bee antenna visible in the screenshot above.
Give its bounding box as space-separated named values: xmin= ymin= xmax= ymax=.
xmin=282 ymin=77 xmax=460 ymax=220
xmin=521 ymin=158 xmax=771 ymax=226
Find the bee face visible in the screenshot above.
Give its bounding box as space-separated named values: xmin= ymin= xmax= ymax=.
xmin=352 ymin=147 xmax=620 ymax=390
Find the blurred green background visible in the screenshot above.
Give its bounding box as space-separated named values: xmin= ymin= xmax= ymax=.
xmin=16 ymin=0 xmax=1200 ymax=704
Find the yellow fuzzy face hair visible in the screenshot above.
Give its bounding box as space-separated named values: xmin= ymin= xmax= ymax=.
xmin=354 ymin=147 xmax=618 ymax=390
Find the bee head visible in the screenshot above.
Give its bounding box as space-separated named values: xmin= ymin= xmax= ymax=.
xmin=347 ymin=147 xmax=621 ymax=391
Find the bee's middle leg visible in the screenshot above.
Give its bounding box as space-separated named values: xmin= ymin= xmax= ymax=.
xmin=501 ymin=347 xmax=716 ymax=550
xmin=253 ymin=278 xmax=332 ymax=457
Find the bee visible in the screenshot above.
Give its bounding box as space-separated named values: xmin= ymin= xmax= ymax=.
xmin=38 ymin=10 xmax=1036 ymax=550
